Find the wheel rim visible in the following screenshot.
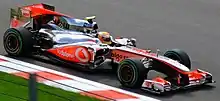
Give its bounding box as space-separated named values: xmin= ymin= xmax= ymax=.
xmin=5 ymin=33 xmax=20 ymax=53
xmin=120 ymin=65 xmax=134 ymax=83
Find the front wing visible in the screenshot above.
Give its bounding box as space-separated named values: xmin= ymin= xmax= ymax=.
xmin=141 ymin=76 xmax=215 ymax=94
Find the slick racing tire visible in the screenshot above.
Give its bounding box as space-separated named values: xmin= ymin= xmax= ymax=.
xmin=117 ymin=58 xmax=148 ymax=88
xmin=164 ymin=49 xmax=191 ymax=69
xmin=3 ymin=27 xmax=33 ymax=56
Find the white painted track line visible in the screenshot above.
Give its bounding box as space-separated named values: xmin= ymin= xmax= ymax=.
xmin=0 ymin=55 xmax=160 ymax=101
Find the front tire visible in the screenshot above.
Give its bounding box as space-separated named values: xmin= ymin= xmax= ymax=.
xmin=164 ymin=49 xmax=191 ymax=69
xmin=3 ymin=28 xmax=33 ymax=56
xmin=117 ymin=58 xmax=148 ymax=88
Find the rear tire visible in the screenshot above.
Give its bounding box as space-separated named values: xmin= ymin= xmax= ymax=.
xmin=3 ymin=28 xmax=34 ymax=56
xmin=117 ymin=58 xmax=148 ymax=88
xmin=164 ymin=49 xmax=191 ymax=69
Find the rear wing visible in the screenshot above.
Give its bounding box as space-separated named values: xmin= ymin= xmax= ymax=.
xmin=10 ymin=7 xmax=31 ymax=28
xmin=40 ymin=3 xmax=55 ymax=11
xmin=22 ymin=3 xmax=55 ymax=12
xmin=9 ymin=3 xmax=57 ymax=28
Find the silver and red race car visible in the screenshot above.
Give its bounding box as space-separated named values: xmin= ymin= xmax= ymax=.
xmin=3 ymin=3 xmax=215 ymax=94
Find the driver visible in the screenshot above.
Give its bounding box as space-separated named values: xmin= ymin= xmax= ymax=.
xmin=97 ymin=32 xmax=112 ymax=44
xmin=51 ymin=16 xmax=63 ymax=27
xmin=97 ymin=31 xmax=122 ymax=47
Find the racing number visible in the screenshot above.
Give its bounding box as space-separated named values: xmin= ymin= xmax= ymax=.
xmin=111 ymin=52 xmax=128 ymax=62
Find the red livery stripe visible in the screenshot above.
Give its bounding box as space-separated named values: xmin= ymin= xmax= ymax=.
xmin=13 ymin=71 xmax=71 ymax=82
xmin=80 ymin=90 xmax=138 ymax=100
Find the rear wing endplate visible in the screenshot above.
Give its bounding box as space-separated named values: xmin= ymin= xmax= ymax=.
xmin=9 ymin=7 xmax=32 ymax=28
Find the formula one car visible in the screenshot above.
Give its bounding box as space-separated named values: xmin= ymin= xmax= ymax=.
xmin=3 ymin=3 xmax=215 ymax=94
xmin=4 ymin=3 xmax=136 ymax=69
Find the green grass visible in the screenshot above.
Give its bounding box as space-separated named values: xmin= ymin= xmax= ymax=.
xmin=0 ymin=72 xmax=101 ymax=101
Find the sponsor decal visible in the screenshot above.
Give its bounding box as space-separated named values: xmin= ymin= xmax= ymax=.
xmin=111 ymin=52 xmax=129 ymax=62
xmin=131 ymin=47 xmax=149 ymax=54
xmin=75 ymin=47 xmax=89 ymax=62
xmin=21 ymin=8 xmax=30 ymax=17
xmin=57 ymin=47 xmax=89 ymax=63
xmin=57 ymin=49 xmax=75 ymax=58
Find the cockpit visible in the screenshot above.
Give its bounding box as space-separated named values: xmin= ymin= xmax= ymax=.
xmin=38 ymin=15 xmax=98 ymax=33
xmin=53 ymin=33 xmax=101 ymax=45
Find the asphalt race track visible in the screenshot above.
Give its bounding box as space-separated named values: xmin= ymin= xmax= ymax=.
xmin=0 ymin=0 xmax=220 ymax=101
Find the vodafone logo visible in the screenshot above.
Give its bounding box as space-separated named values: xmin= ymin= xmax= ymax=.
xmin=57 ymin=47 xmax=90 ymax=63
xmin=57 ymin=49 xmax=75 ymax=58
xmin=75 ymin=47 xmax=89 ymax=62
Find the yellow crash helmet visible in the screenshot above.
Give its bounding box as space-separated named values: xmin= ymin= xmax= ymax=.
xmin=97 ymin=32 xmax=112 ymax=45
